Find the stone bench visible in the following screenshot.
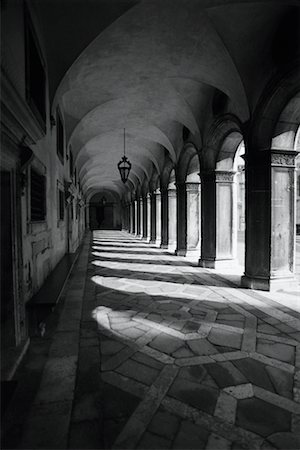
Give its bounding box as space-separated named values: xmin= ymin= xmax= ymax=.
xmin=27 ymin=253 xmax=78 ymax=336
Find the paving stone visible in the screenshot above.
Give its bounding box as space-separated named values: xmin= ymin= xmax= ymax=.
xmin=100 ymin=339 xmax=125 ymax=356
xmin=137 ymin=431 xmax=171 ymax=449
xmin=170 ymin=320 xmax=186 ymax=332
xmin=216 ymin=320 xmax=244 ymax=329
xmin=267 ymin=431 xmax=300 ymax=449
xmin=232 ymin=358 xmax=276 ymax=393
xmin=69 ymin=420 xmax=102 ymax=449
xmin=256 ymin=338 xmax=295 ymax=365
xmin=21 ymin=400 xmax=72 ymax=449
xmin=172 ymin=347 xmax=195 ymax=358
xmin=181 ymin=321 xmax=199 ymax=333
xmin=177 ymin=365 xmax=207 ymax=383
xmin=168 ymin=377 xmax=219 ymax=415
xmin=172 ymin=419 xmax=210 ymax=449
xmin=118 ymin=327 xmax=146 ymax=340
xmin=149 ymin=333 xmax=183 ymax=355
xmin=205 ymin=361 xmax=247 ymax=388
xmin=147 ymin=313 xmax=164 ymax=323
xmin=101 ymin=381 xmax=140 ymax=420
xmin=116 ymin=359 xmax=159 ymax=385
xmin=208 ymin=328 xmax=242 ymax=349
xmin=132 ymin=352 xmax=164 ymax=370
xmin=265 ymin=365 xmax=294 ymax=399
xmin=236 ymin=397 xmax=291 ymax=437
xmin=102 ymin=418 xmax=128 ymax=448
xmin=49 ymin=331 xmax=79 ymax=357
xmin=72 ymin=391 xmax=101 ymax=422
xmin=257 ymin=323 xmax=281 ymax=335
xmin=148 ymin=408 xmax=180 ymax=440
xmin=34 ymin=356 xmax=77 ymax=403
xmin=187 ymin=338 xmax=218 ymax=356
xmin=80 ymin=337 xmax=99 ymax=347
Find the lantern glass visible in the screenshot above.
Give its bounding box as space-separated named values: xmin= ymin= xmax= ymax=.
xmin=118 ymin=155 xmax=131 ymax=183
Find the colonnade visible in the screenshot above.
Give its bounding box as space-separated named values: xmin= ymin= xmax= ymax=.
xmin=121 ymin=154 xmax=298 ymax=292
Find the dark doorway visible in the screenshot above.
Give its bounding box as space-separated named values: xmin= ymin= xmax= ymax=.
xmin=89 ymin=203 xmax=114 ymax=229
xmin=1 ymin=171 xmax=16 ymax=352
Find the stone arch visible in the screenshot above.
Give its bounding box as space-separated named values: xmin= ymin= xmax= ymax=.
xmin=242 ymin=66 xmax=300 ymax=290
xmin=249 ymin=64 xmax=300 ymax=151
xmin=160 ymin=157 xmax=174 ymax=190
xmin=202 ymin=114 xmax=243 ymax=170
xmin=176 ymin=143 xmax=199 ymax=184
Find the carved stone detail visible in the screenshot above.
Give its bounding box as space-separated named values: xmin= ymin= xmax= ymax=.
xmin=168 ymin=188 xmax=177 ymax=198
xmin=186 ymin=182 xmax=200 ymax=191
xmin=271 ymin=152 xmax=296 ymax=167
xmin=215 ymin=171 xmax=236 ymax=182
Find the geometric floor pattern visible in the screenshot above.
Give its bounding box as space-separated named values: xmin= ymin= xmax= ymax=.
xmin=91 ymin=231 xmax=300 ymax=450
xmin=3 ymin=230 xmax=300 ymax=450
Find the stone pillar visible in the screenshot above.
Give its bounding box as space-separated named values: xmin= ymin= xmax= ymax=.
xmin=176 ymin=182 xmax=187 ymax=256
xmin=168 ymin=188 xmax=177 ymax=251
xmin=186 ymin=182 xmax=201 ymax=257
xmin=136 ymin=196 xmax=141 ymax=237
xmin=150 ymin=192 xmax=156 ymax=243
xmin=160 ymin=188 xmax=168 ymax=248
xmin=199 ymin=170 xmax=236 ymax=268
xmin=146 ymin=193 xmax=151 ymax=242
xmin=242 ymin=149 xmax=298 ymax=291
xmin=155 ymin=191 xmax=161 ymax=246
xmin=139 ymin=197 xmax=144 ymax=239
xmin=142 ymin=196 xmax=147 ymax=239
xmin=134 ymin=199 xmax=138 ymax=236
xmin=130 ymin=201 xmax=135 ymax=234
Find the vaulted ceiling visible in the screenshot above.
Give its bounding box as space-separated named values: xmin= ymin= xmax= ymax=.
xmin=35 ymin=0 xmax=299 ymax=199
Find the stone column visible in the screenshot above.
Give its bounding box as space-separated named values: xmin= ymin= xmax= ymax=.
xmin=136 ymin=196 xmax=141 ymax=237
xmin=130 ymin=201 xmax=135 ymax=234
xmin=142 ymin=196 xmax=147 ymax=239
xmin=186 ymin=182 xmax=201 ymax=257
xmin=146 ymin=193 xmax=151 ymax=242
xmin=155 ymin=191 xmax=162 ymax=246
xmin=199 ymin=170 xmax=236 ymax=268
xmin=160 ymin=188 xmax=168 ymax=248
xmin=168 ymin=188 xmax=177 ymax=251
xmin=134 ymin=199 xmax=139 ymax=236
xmin=176 ymin=182 xmax=187 ymax=256
xmin=150 ymin=192 xmax=156 ymax=243
xmin=242 ymin=149 xmax=298 ymax=291
xmin=139 ymin=197 xmax=144 ymax=239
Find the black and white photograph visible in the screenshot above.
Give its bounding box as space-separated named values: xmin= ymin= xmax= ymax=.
xmin=1 ymin=0 xmax=300 ymax=449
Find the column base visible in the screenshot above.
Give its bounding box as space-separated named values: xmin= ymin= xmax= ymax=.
xmin=198 ymin=257 xmax=238 ymax=269
xmin=241 ymin=274 xmax=299 ymax=292
xmin=175 ymin=248 xmax=186 ymax=256
xmin=160 ymin=243 xmax=168 ymax=249
xmin=149 ymin=239 xmax=156 ymax=244
xmin=155 ymin=238 xmax=162 ymax=247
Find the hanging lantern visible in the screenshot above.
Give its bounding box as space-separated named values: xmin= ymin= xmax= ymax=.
xmin=117 ymin=128 xmax=131 ymax=183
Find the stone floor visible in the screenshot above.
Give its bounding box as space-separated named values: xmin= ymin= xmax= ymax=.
xmin=2 ymin=231 xmax=300 ymax=449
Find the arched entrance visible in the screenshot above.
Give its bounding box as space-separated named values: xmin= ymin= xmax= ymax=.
xmin=89 ymin=192 xmax=121 ymax=230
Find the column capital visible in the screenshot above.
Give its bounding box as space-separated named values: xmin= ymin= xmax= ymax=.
xmin=215 ymin=170 xmax=236 ymax=183
xmin=271 ymin=149 xmax=298 ymax=167
xmin=167 ymin=188 xmax=177 ymax=197
xmin=186 ymin=182 xmax=200 ymax=191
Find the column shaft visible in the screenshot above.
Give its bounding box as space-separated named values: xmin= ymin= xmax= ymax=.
xmin=176 ymin=182 xmax=187 ymax=256
xmin=150 ymin=193 xmax=156 ymax=243
xmin=168 ymin=188 xmax=177 ymax=251
xmin=186 ymin=182 xmax=201 ymax=257
xmin=160 ymin=189 xmax=168 ymax=248
xmin=155 ymin=192 xmax=161 ymax=246
xmin=242 ymin=149 xmax=298 ymax=290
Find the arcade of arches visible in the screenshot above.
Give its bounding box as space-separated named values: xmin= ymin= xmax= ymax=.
xmin=1 ymin=1 xmax=300 ymax=449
